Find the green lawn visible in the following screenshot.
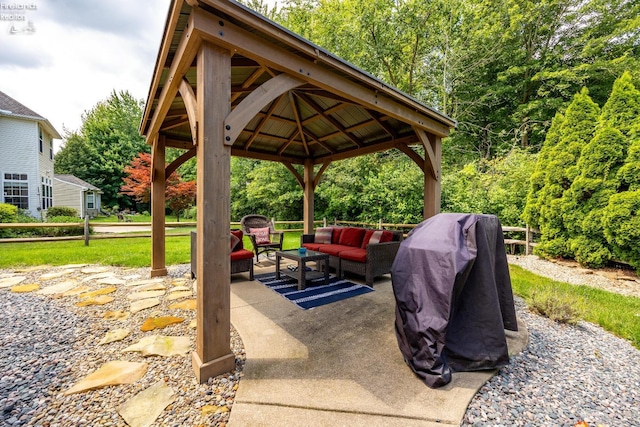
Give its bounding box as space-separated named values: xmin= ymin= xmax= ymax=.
xmin=510 ymin=265 xmax=640 ymax=349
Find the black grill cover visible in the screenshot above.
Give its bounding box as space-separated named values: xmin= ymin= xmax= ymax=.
xmin=391 ymin=213 xmax=518 ymax=388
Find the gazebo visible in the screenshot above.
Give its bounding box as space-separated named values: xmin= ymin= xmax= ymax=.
xmin=140 ymin=0 xmax=456 ymax=383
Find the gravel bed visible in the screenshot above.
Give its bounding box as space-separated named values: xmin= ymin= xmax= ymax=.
xmin=0 ymin=264 xmax=244 ymax=427
xmin=462 ymin=259 xmax=640 ymax=427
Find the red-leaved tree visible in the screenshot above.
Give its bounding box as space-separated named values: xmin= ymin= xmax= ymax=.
xmin=120 ymin=152 xmax=196 ymax=221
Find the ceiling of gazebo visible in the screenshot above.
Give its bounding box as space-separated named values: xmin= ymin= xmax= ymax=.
xmin=140 ymin=0 xmax=456 ymax=166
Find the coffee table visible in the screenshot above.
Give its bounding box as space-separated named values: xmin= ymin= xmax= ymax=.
xmin=275 ymin=249 xmax=330 ymax=290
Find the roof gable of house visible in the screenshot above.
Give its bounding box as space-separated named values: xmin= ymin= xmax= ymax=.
xmin=53 ymin=174 xmax=102 ymax=192
xmin=0 ymin=90 xmax=62 ymax=139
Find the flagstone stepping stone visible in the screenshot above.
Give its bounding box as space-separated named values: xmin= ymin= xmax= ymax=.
xmin=168 ymin=285 xmax=190 ymax=292
xmin=171 ymin=279 xmax=187 ymax=286
xmin=78 ymin=286 xmax=117 ymax=300
xmin=81 ymin=272 xmax=115 ymax=282
xmin=166 ymin=291 xmax=192 ymax=301
xmin=140 ymin=316 xmax=185 ymax=332
xmin=169 ymin=299 xmax=196 ymax=310
xmin=104 ymin=310 xmax=131 ymax=321
xmin=39 ymin=270 xmax=74 ymax=280
xmin=36 ymin=280 xmax=79 ymax=295
xmin=13 ymin=265 xmax=50 ymax=273
xmin=64 ymin=361 xmax=148 ymax=395
xmin=128 ymin=290 xmax=165 ymax=301
xmin=98 ymin=328 xmax=131 ymax=345
xmin=0 ymin=276 xmax=27 ymax=289
xmin=130 ymin=298 xmax=161 ymax=314
xmin=122 ymin=335 xmax=190 ymax=357
xmin=97 ymin=277 xmax=126 ymax=286
xmin=121 ymin=274 xmax=142 ymax=281
xmin=189 ymin=319 xmax=197 ymax=329
xmin=117 ymin=380 xmax=176 ymax=427
xmin=202 ymin=405 xmax=229 ymax=415
xmin=61 ymin=285 xmax=92 ymax=297
xmin=10 ymin=283 xmax=39 ymax=293
xmin=127 ymin=278 xmax=165 ymax=287
xmin=134 ymin=283 xmax=167 ymax=292
xmin=56 ymin=264 xmax=87 ymax=269
xmin=76 ymin=295 xmax=115 ymax=306
xmin=81 ymin=266 xmax=111 ymax=274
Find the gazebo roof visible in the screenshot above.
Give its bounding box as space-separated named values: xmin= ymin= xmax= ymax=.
xmin=140 ymin=0 xmax=455 ymax=165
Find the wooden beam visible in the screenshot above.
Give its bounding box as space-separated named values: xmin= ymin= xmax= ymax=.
xmin=288 ymin=92 xmax=309 ymax=156
xmin=282 ymin=161 xmax=304 ymax=188
xmin=191 ymin=7 xmax=453 ymax=137
xmin=193 ymin=42 xmax=235 ymax=383
xmin=295 ymin=92 xmax=362 ymax=148
xmin=161 ymin=116 xmax=189 ymax=131
xmin=303 ymin=159 xmax=314 ymax=234
xmin=312 ymin=135 xmax=416 ymax=164
xmin=395 ymin=143 xmax=425 ymax=171
xmin=224 ymin=73 xmax=305 ymax=146
xmin=303 ymin=131 xmax=336 ymax=154
xmin=231 ymin=147 xmax=305 ymax=164
xmin=144 ymin=13 xmax=201 ymax=142
xmin=413 ymin=127 xmax=438 ymax=180
xmin=178 ymin=78 xmax=198 ymax=144
xmin=313 ymin=161 xmax=331 ymax=189
xmin=151 ymin=134 xmax=167 ymax=277
xmin=231 ymin=65 xmax=267 ymax=103
xmin=243 ymin=94 xmax=284 ymax=150
xmin=166 ymin=146 xmax=197 ymax=177
xmin=277 ymin=130 xmax=298 ymax=155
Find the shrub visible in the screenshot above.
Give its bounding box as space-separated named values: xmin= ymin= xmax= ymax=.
xmin=183 ymin=206 xmax=197 ymax=219
xmin=0 ymin=203 xmax=18 ymax=223
xmin=530 ymin=288 xmax=582 ymax=325
xmin=47 ymin=206 xmax=78 ymax=218
xmin=45 ymin=216 xmax=86 ymax=237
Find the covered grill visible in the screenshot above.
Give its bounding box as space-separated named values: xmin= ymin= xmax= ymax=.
xmin=391 ymin=213 xmax=518 ymax=388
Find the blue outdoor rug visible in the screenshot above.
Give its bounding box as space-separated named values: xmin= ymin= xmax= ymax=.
xmin=254 ymin=272 xmax=374 ymax=310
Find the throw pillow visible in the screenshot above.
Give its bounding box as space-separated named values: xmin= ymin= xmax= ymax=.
xmin=368 ymin=230 xmax=393 ymax=245
xmin=315 ymin=227 xmax=333 ymax=244
xmin=231 ymin=229 xmax=244 ymax=250
xmin=250 ymin=227 xmax=271 ymax=244
xmin=230 ymin=233 xmax=241 ymax=252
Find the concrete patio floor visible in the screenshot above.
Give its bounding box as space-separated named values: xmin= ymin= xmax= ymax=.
xmin=228 ymin=261 xmax=529 ymax=426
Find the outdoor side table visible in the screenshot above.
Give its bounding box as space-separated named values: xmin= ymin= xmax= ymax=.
xmin=275 ymin=249 xmax=330 ymax=290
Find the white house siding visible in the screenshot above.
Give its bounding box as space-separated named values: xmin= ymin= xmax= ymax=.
xmin=0 ymin=116 xmax=44 ymax=218
xmin=52 ymin=179 xmax=82 ymax=215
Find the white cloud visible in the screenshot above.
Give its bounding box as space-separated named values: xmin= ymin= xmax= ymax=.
xmin=0 ymin=0 xmax=170 ymax=148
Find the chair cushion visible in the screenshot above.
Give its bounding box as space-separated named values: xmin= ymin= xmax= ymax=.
xmin=231 ymin=229 xmax=244 ymax=250
xmin=230 ymin=233 xmax=241 ymax=252
xmin=250 ymin=227 xmax=271 ymax=244
xmin=314 ymin=227 xmax=333 ymax=244
xmin=338 ymin=227 xmax=366 ymax=247
xmin=339 ymin=248 xmax=367 ymax=263
xmin=231 ymin=249 xmax=254 ymax=261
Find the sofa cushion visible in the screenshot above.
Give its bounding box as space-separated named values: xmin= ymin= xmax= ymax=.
xmin=230 ymin=233 xmax=241 ymax=252
xmin=302 ymin=243 xmax=322 ymax=251
xmin=332 ymin=227 xmax=344 ymax=244
xmin=315 ymin=227 xmax=333 ymax=244
xmin=316 ymin=244 xmax=354 ymax=256
xmin=338 ymin=227 xmax=366 ymax=247
xmin=250 ymin=227 xmax=271 ymax=244
xmin=339 ymin=248 xmax=367 ymax=263
xmin=231 ymin=229 xmax=244 ymax=250
xmin=231 ymin=249 xmax=254 ymax=261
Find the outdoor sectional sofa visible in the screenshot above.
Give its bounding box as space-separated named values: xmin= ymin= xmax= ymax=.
xmin=301 ymin=226 xmax=404 ymax=286
xmin=190 ymin=230 xmax=254 ymax=280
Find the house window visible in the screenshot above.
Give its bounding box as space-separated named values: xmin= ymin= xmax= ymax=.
xmin=41 ymin=177 xmax=53 ymax=209
xmin=86 ymin=193 xmax=95 ymax=209
xmin=49 ymin=140 xmax=53 ymax=160
xmin=39 ymin=128 xmax=43 ymax=153
xmin=3 ymin=173 xmax=29 ymax=210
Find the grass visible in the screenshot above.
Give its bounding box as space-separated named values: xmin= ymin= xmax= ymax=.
xmin=510 ymin=264 xmax=640 ymax=349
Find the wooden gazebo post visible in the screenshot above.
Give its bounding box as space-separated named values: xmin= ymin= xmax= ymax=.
xmin=303 ymin=159 xmax=315 ymax=234
xmin=151 ymin=134 xmax=167 ymax=277
xmin=192 ymin=42 xmax=235 ymax=382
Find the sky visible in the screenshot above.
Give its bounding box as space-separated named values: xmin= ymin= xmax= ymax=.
xmin=0 ymin=0 xmax=172 ymax=150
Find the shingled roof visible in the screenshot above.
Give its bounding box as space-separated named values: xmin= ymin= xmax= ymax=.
xmin=0 ymin=90 xmax=61 ymax=139
xmin=54 ymin=174 xmax=102 ymax=192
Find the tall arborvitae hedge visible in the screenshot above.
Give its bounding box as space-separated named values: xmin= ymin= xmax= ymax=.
xmin=533 ymin=88 xmax=600 ymax=258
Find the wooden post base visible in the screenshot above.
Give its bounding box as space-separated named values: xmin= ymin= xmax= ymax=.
xmin=192 ymin=350 xmax=235 ymax=384
xmin=150 ymin=268 xmax=168 ymax=277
